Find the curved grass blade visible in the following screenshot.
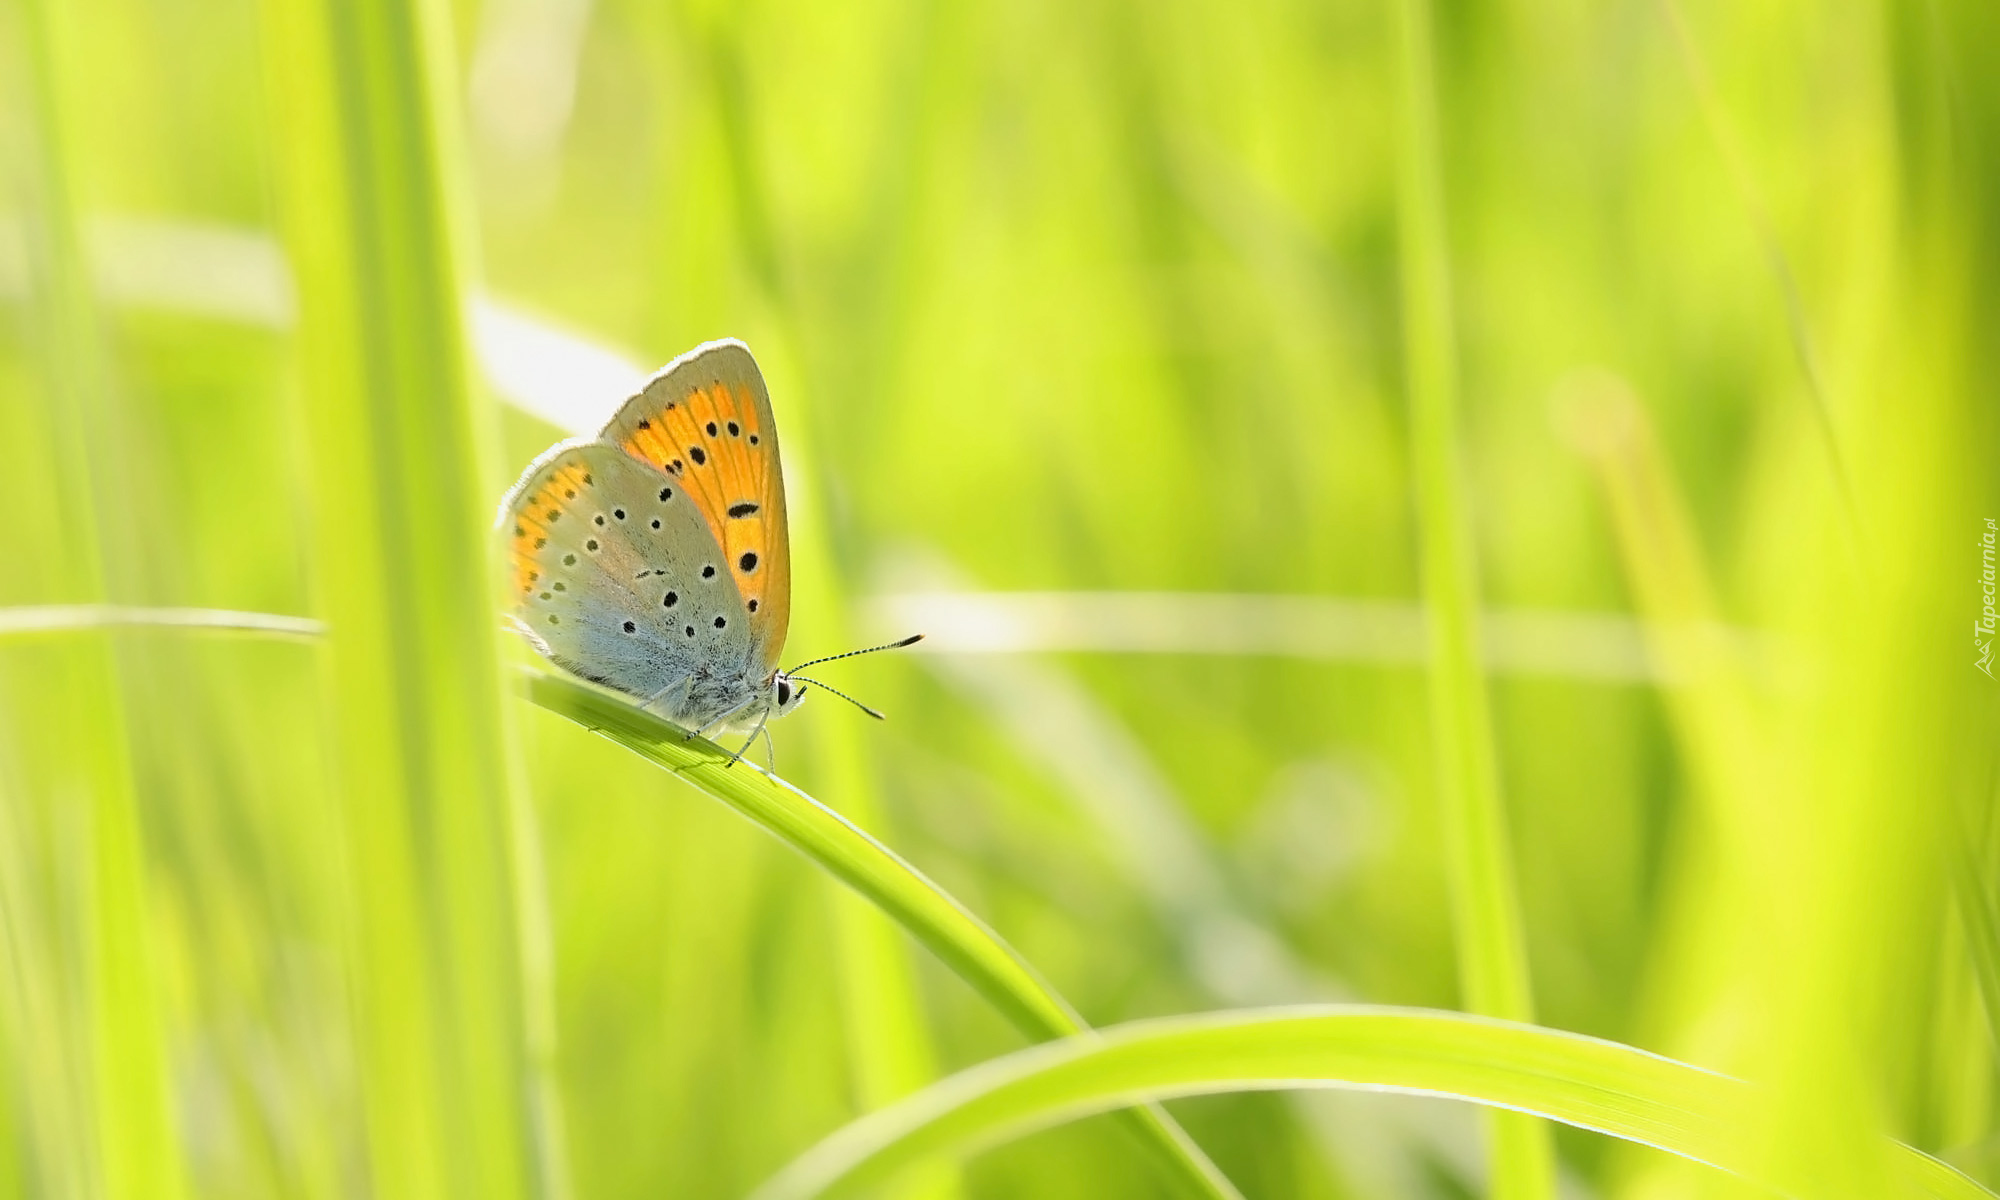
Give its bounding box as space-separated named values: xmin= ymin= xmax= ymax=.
xmin=751 ymin=1005 xmax=1999 ymax=1200
xmin=522 ymin=669 xmax=1242 ymax=1200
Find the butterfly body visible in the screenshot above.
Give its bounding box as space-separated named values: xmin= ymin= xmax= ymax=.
xmin=500 ymin=340 xmax=805 ymax=741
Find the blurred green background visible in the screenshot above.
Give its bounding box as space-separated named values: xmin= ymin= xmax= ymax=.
xmin=1 ymin=0 xmax=1994 ymax=1197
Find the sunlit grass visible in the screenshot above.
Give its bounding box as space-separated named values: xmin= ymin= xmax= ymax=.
xmin=526 ymin=670 xmax=1239 ymax=1198
xmin=1 ymin=0 xmax=1994 ymax=1198
xmin=1392 ymin=0 xmax=1551 ymax=1192
xmin=261 ymin=0 xmax=544 ymax=1196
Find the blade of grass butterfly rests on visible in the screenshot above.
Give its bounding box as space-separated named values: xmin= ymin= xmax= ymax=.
xmin=505 ymin=342 xmax=1234 ymax=1193
xmin=749 ymin=1006 xmax=2000 ymax=1200
xmin=522 ymin=669 xmax=1244 ymax=1200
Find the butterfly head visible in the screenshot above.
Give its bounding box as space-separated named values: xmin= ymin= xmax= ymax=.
xmin=770 ymin=672 xmax=808 ymax=718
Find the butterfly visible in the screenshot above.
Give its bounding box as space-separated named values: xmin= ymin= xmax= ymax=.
xmin=498 ymin=338 xmax=916 ymax=764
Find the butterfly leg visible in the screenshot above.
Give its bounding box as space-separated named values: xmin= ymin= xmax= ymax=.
xmin=725 ymin=704 xmax=774 ymax=770
xmin=758 ymin=725 xmax=777 ymax=773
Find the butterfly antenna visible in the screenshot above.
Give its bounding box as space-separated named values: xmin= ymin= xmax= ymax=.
xmin=784 ymin=633 xmax=924 ymax=674
xmin=788 ymin=676 xmax=889 ymax=720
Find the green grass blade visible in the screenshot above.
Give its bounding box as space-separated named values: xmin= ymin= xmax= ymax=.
xmin=1653 ymin=0 xmax=1859 ymax=544
xmin=784 ymin=480 xmax=960 ymax=1200
xmin=1393 ymin=0 xmax=1554 ymax=1193
xmin=751 ymin=1006 xmax=2000 ymax=1200
xmin=745 ymin=331 xmax=959 ymax=1200
xmin=0 ymin=605 xmax=324 ymax=641
xmin=260 ymin=0 xmax=542 ymax=1196
xmin=1952 ymin=805 xmax=2000 ymax=1058
xmin=803 ymin=707 xmax=961 ymax=1200
xmin=15 ymin=1 xmax=186 ymax=1194
xmin=523 ymin=670 xmax=1243 ymax=1200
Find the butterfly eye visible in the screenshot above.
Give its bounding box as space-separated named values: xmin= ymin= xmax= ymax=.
xmin=777 ymin=680 xmax=792 ymax=706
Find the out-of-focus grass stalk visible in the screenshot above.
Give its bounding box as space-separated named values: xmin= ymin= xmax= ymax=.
xmin=1560 ymin=378 xmax=1782 ymax=1198
xmin=16 ymin=1 xmax=186 ymax=1196
xmin=695 ymin=10 xmax=986 ymax=1188
xmin=690 ymin=11 xmax=962 ymax=1181
xmin=1723 ymin=31 xmax=1991 ymax=1175
xmin=800 ymin=671 xmax=959 ymax=1200
xmin=739 ymin=347 xmax=956 ymax=1200
xmin=1653 ymin=0 xmax=1859 ymax=547
xmin=1558 ymin=380 xmax=1770 ymax=847
xmin=781 ymin=414 xmax=958 ymax=1200
xmin=1563 ymin=50 xmax=1966 ymax=1194
xmin=260 ymin=1 xmax=543 ymax=1197
xmin=1954 ymin=804 xmax=2000 ymax=1052
xmin=0 ymin=765 xmax=73 ymax=1200
xmin=1392 ymin=0 xmax=1554 ymax=1196
xmin=525 ymin=672 xmax=1244 ymax=1200
xmin=1889 ymin=0 xmax=2000 ymax=1164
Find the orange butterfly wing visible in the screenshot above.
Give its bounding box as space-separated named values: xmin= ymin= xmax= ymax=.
xmin=597 ymin=340 xmax=791 ymax=676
